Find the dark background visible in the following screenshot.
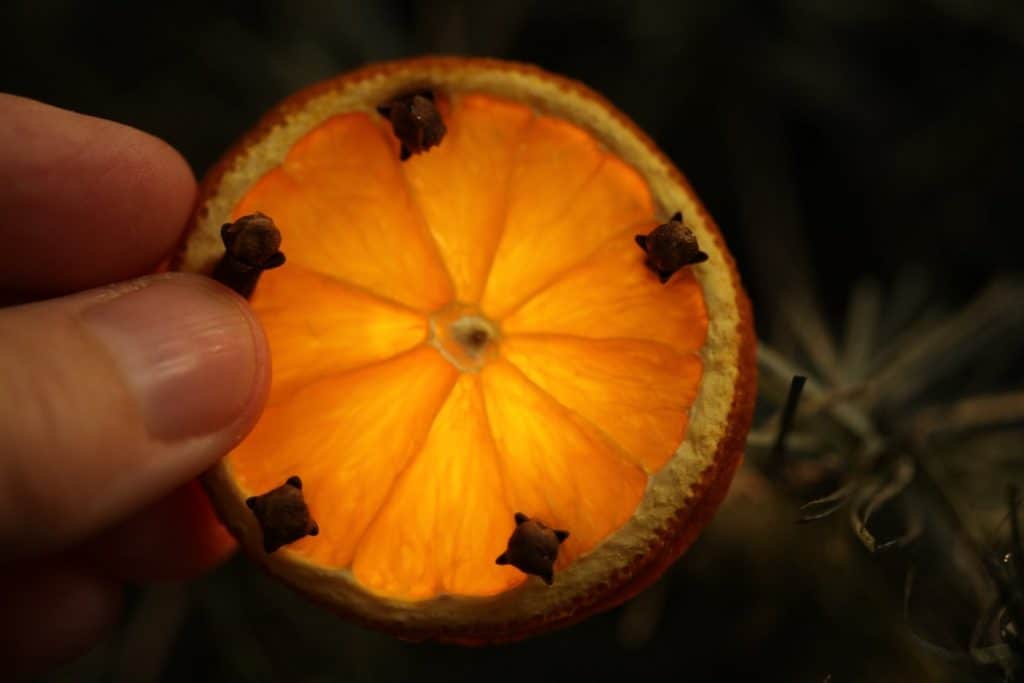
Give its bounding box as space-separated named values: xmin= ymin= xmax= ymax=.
xmin=2 ymin=1 xmax=1023 ymax=681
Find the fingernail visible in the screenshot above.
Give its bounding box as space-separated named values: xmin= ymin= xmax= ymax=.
xmin=82 ymin=274 xmax=264 ymax=440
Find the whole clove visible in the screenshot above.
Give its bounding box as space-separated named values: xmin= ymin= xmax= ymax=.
xmin=377 ymin=90 xmax=447 ymax=161
xmin=213 ymin=212 xmax=285 ymax=298
xmin=635 ymin=211 xmax=708 ymax=284
xmin=496 ymin=512 xmax=569 ymax=585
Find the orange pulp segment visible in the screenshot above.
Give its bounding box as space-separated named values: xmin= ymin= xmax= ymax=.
xmin=225 ymin=92 xmax=708 ymax=600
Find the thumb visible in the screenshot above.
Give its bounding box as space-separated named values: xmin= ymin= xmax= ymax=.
xmin=0 ymin=273 xmax=269 ymax=559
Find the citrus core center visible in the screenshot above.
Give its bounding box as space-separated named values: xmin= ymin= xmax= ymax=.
xmin=428 ymin=302 xmax=500 ymax=372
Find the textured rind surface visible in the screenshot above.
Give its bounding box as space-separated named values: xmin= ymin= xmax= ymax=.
xmin=180 ymin=56 xmax=757 ymax=643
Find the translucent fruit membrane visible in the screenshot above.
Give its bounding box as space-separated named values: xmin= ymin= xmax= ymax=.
xmin=228 ymin=93 xmax=708 ymax=600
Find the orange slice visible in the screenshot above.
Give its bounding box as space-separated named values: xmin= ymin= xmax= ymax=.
xmin=177 ymin=57 xmax=755 ymax=642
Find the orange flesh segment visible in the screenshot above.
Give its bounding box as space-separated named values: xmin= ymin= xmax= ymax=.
xmin=230 ymin=346 xmax=458 ymax=567
xmin=227 ymin=93 xmax=708 ymax=600
xmin=481 ymin=117 xmax=656 ymax=319
xmin=352 ymin=374 xmax=522 ymax=598
xmin=502 ymin=230 xmax=709 ymax=350
xmin=250 ymin=266 xmax=427 ymax=403
xmin=402 ymin=94 xmax=533 ymax=302
xmin=501 ymin=336 xmax=702 ymax=473
xmin=232 ymin=113 xmax=453 ymax=311
xmin=480 ymin=360 xmax=648 ymax=566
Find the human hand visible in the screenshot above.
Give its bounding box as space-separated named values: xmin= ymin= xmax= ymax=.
xmin=0 ymin=94 xmax=271 ymax=679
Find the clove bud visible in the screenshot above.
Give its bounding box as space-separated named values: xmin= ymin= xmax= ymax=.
xmin=496 ymin=512 xmax=569 ymax=585
xmin=635 ymin=211 xmax=708 ymax=284
xmin=246 ymin=475 xmax=319 ymax=553
xmin=213 ymin=212 xmax=285 ymax=298
xmin=377 ymin=90 xmax=447 ymax=161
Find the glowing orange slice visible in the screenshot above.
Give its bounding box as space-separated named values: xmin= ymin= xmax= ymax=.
xmin=178 ymin=57 xmax=755 ymax=642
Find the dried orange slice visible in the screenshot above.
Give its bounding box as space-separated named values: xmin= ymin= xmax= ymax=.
xmin=177 ymin=57 xmax=755 ymax=642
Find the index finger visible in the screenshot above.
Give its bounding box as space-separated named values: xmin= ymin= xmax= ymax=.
xmin=0 ymin=94 xmax=196 ymax=300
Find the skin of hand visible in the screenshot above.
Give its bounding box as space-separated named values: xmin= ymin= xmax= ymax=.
xmin=0 ymin=94 xmax=271 ymax=679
